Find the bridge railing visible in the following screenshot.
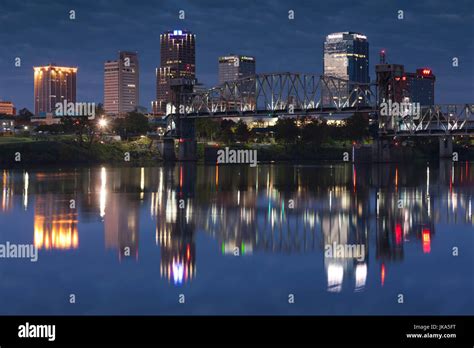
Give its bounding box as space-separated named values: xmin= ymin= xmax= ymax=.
xmin=379 ymin=104 xmax=474 ymax=136
xmin=170 ymin=73 xmax=378 ymax=117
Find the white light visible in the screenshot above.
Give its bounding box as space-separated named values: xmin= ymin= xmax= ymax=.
xmin=99 ymin=167 xmax=107 ymax=218
xmin=355 ymin=263 xmax=367 ymax=291
xmin=98 ymin=118 xmax=108 ymax=128
xmin=327 ymin=264 xmax=344 ymax=293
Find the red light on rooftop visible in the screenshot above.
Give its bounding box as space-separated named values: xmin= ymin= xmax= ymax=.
xmin=421 ymin=69 xmax=432 ymax=76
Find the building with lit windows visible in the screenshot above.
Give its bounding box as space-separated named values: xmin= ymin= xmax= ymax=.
xmin=104 ymin=51 xmax=139 ymax=117
xmin=154 ymin=30 xmax=196 ymax=114
xmin=0 ymin=101 xmax=15 ymax=116
xmin=375 ymin=62 xmax=406 ymax=104
xmin=323 ymin=32 xmax=369 ymax=106
xmin=405 ymin=68 xmax=435 ymax=105
xmin=33 ymin=64 xmax=77 ymax=115
xmin=218 ymin=55 xmax=255 ymax=85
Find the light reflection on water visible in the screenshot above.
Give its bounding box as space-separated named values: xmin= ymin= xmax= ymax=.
xmin=0 ymin=162 xmax=472 ymax=315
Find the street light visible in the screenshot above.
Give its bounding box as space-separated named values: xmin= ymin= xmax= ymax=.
xmin=98 ymin=118 xmax=108 ymax=128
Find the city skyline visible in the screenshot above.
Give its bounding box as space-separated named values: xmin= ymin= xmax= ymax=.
xmin=0 ymin=0 xmax=472 ymax=112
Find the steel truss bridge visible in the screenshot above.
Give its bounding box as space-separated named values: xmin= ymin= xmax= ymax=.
xmin=166 ymin=72 xmax=474 ymax=137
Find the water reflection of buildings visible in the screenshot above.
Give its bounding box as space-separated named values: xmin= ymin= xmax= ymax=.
xmin=153 ymin=166 xmax=197 ymax=285
xmin=178 ymin=164 xmax=472 ymax=292
xmin=156 ymin=211 xmax=196 ymax=285
xmin=0 ymin=162 xmax=473 ymax=290
xmin=104 ymin=192 xmax=140 ymax=260
xmin=34 ymin=194 xmax=78 ymax=250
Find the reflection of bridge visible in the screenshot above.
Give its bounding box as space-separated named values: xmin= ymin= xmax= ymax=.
xmin=161 ymin=72 xmax=474 ymax=160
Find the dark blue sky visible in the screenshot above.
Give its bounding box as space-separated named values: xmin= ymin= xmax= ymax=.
xmin=0 ymin=0 xmax=472 ymax=111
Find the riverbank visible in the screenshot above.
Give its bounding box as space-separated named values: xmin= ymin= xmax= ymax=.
xmin=0 ymin=137 xmax=161 ymax=166
xmin=0 ymin=137 xmax=473 ymax=167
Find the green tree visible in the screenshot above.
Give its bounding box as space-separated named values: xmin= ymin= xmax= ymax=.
xmin=345 ymin=112 xmax=369 ymax=142
xmin=113 ymin=112 xmax=150 ymax=139
xmin=218 ymin=119 xmax=236 ymax=144
xmin=196 ymin=119 xmax=220 ymax=141
xmin=235 ymin=120 xmax=250 ymax=143
xmin=273 ymin=118 xmax=299 ymax=144
xmin=301 ymin=119 xmax=328 ymax=147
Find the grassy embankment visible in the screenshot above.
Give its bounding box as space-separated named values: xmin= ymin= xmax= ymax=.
xmin=0 ymin=136 xmax=161 ymax=166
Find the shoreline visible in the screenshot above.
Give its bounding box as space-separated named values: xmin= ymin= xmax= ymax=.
xmin=0 ymin=138 xmax=473 ymax=169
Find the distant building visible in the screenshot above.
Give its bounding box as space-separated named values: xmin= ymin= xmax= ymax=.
xmin=104 ymin=51 xmax=139 ymax=117
xmin=375 ymin=58 xmax=436 ymax=106
xmin=154 ymin=30 xmax=196 ymax=114
xmin=218 ymin=55 xmax=255 ymax=85
xmin=405 ymin=68 xmax=435 ymax=105
xmin=0 ymin=101 xmax=15 ymax=115
xmin=0 ymin=116 xmax=14 ymax=134
xmin=323 ymin=32 xmax=369 ymax=106
xmin=375 ymin=63 xmax=406 ymax=104
xmin=34 ymin=64 xmax=77 ymax=115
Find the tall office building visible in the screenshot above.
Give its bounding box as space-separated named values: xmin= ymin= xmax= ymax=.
xmin=154 ymin=30 xmax=196 ymax=114
xmin=34 ymin=64 xmax=77 ymax=115
xmin=405 ymin=68 xmax=435 ymax=105
xmin=323 ymin=32 xmax=369 ymax=106
xmin=218 ymin=55 xmax=255 ymax=84
xmin=104 ymin=51 xmax=139 ymax=117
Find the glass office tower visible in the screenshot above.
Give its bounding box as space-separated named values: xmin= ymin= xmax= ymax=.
xmin=323 ymin=32 xmax=369 ymax=106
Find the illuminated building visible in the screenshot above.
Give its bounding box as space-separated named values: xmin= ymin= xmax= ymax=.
xmin=33 ymin=64 xmax=77 ymax=115
xmin=323 ymin=32 xmax=369 ymax=105
xmin=0 ymin=116 xmax=14 ymax=134
xmin=104 ymin=51 xmax=139 ymax=117
xmin=218 ymin=55 xmax=255 ymax=84
xmin=154 ymin=30 xmax=196 ymax=114
xmin=404 ymin=68 xmax=436 ymax=105
xmin=0 ymin=101 xmax=15 ymax=115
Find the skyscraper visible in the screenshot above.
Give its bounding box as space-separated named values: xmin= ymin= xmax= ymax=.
xmin=323 ymin=32 xmax=369 ymax=106
xmin=218 ymin=55 xmax=256 ymax=85
xmin=33 ymin=64 xmax=77 ymax=115
xmin=405 ymin=68 xmax=435 ymax=105
xmin=104 ymin=51 xmax=139 ymax=117
xmin=154 ymin=30 xmax=196 ymax=114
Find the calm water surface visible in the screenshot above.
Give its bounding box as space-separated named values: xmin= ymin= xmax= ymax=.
xmin=0 ymin=163 xmax=473 ymax=315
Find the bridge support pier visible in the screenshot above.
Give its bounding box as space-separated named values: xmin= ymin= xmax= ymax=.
xmin=372 ymin=139 xmax=391 ymax=162
xmin=439 ymin=137 xmax=453 ymax=159
xmin=177 ymin=139 xmax=197 ymax=161
xmin=157 ymin=138 xmax=176 ymax=161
